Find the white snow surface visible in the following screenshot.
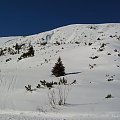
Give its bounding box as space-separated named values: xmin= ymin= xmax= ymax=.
xmin=0 ymin=23 xmax=120 ymax=119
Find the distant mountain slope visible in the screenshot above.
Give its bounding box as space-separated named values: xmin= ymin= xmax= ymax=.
xmin=0 ymin=23 xmax=120 ymax=46
xmin=0 ymin=23 xmax=120 ymax=119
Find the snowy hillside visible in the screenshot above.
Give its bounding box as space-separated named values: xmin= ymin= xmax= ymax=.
xmin=0 ymin=23 xmax=120 ymax=120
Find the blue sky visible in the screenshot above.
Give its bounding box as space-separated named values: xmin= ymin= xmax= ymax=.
xmin=0 ymin=0 xmax=120 ymax=36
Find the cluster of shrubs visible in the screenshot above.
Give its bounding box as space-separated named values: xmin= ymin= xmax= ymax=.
xmin=38 ymin=78 xmax=68 ymax=89
xmin=40 ymin=42 xmax=47 ymax=46
xmin=114 ymin=49 xmax=120 ymax=57
xmin=25 ymin=77 xmax=76 ymax=92
xmin=7 ymin=47 xmax=16 ymax=55
xmin=88 ymin=25 xmax=97 ymax=30
xmin=106 ymin=74 xmax=115 ymax=82
xmin=25 ymin=79 xmax=56 ymax=91
xmin=109 ymin=35 xmax=117 ymax=38
xmin=18 ymin=46 xmax=34 ymax=61
xmin=13 ymin=43 xmax=25 ymax=54
xmin=6 ymin=58 xmax=12 ymax=62
xmin=89 ymin=64 xmax=96 ymax=69
xmin=89 ymin=56 xmax=99 ymax=59
xmin=0 ymin=48 xmax=4 ymax=56
xmin=105 ymin=94 xmax=113 ymax=99
xmin=0 ymin=43 xmax=26 ymax=57
xmin=0 ymin=47 xmax=16 ymax=56
xmin=54 ymin=41 xmax=61 ymax=45
xmin=97 ymin=43 xmax=107 ymax=52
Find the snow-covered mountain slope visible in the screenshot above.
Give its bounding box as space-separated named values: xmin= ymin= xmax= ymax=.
xmin=0 ymin=23 xmax=120 ymax=119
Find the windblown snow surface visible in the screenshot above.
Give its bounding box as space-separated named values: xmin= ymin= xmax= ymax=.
xmin=0 ymin=23 xmax=120 ymax=120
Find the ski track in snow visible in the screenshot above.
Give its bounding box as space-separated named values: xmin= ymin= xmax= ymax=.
xmin=0 ymin=111 xmax=120 ymax=120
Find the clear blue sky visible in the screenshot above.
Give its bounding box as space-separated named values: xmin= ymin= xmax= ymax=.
xmin=0 ymin=0 xmax=120 ymax=36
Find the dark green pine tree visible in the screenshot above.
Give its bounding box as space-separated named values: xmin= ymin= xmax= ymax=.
xmin=28 ymin=46 xmax=34 ymax=56
xmin=52 ymin=57 xmax=65 ymax=77
xmin=15 ymin=43 xmax=20 ymax=54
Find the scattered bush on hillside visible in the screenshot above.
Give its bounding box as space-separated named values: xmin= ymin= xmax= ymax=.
xmin=117 ymin=65 xmax=119 ymax=67
xmin=117 ymin=36 xmax=120 ymax=40
xmin=44 ymin=59 xmax=48 ymax=63
xmin=97 ymin=43 xmax=107 ymax=52
xmin=88 ymin=42 xmax=92 ymax=46
xmin=118 ymin=53 xmax=120 ymax=57
xmin=52 ymin=57 xmax=65 ymax=77
xmin=13 ymin=43 xmax=26 ymax=54
xmin=114 ymin=49 xmax=118 ymax=52
xmin=89 ymin=25 xmax=97 ymax=30
xmin=106 ymin=74 xmax=115 ymax=82
xmin=107 ymin=53 xmax=111 ymax=55
xmin=25 ymin=85 xmax=32 ymax=92
xmin=109 ymin=35 xmax=117 ymax=38
xmin=75 ymin=41 xmax=80 ymax=44
xmin=100 ymin=43 xmax=106 ymax=48
xmin=25 ymin=78 xmax=76 ymax=108
xmin=92 ymin=47 xmax=96 ymax=50
xmin=6 ymin=58 xmax=12 ymax=62
xmin=89 ymin=56 xmax=99 ymax=59
xmin=97 ymin=38 xmax=101 ymax=40
xmin=109 ymin=35 xmax=113 ymax=38
xmin=54 ymin=41 xmax=61 ymax=45
xmin=18 ymin=45 xmax=35 ymax=61
xmin=98 ymin=48 xmax=104 ymax=52
xmin=107 ymin=78 xmax=114 ymax=81
xmin=7 ymin=47 xmax=16 ymax=55
xmin=36 ymin=78 xmax=76 ymax=90
xmin=58 ymin=77 xmax=67 ymax=85
xmin=89 ymin=64 xmax=96 ymax=69
xmin=105 ymin=94 xmax=113 ymax=99
xmin=40 ymin=80 xmax=54 ymax=89
xmin=0 ymin=48 xmax=4 ymax=56
xmin=25 ymin=84 xmax=36 ymax=92
xmin=15 ymin=43 xmax=20 ymax=54
xmin=40 ymin=42 xmax=47 ymax=46
xmin=0 ymin=47 xmax=17 ymax=56
xmin=36 ymin=84 xmax=41 ymax=88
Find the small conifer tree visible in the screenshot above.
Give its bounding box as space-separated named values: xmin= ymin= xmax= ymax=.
xmin=15 ymin=43 xmax=20 ymax=54
xmin=52 ymin=57 xmax=65 ymax=77
xmin=28 ymin=46 xmax=34 ymax=56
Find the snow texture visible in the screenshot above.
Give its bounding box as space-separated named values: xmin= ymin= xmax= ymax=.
xmin=0 ymin=23 xmax=120 ymax=119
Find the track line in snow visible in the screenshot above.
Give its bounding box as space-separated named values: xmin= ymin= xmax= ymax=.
xmin=0 ymin=111 xmax=120 ymax=120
